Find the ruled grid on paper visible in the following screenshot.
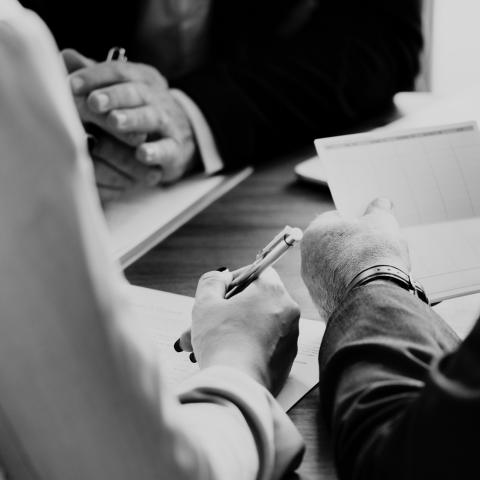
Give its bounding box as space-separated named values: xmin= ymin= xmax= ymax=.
xmin=315 ymin=122 xmax=480 ymax=302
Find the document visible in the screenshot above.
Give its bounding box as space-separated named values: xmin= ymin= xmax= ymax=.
xmin=315 ymin=122 xmax=480 ymax=302
xmin=104 ymin=168 xmax=253 ymax=267
xmin=126 ymin=285 xmax=324 ymax=411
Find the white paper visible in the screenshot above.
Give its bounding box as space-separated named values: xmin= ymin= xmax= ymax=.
xmin=104 ymin=168 xmax=252 ymax=267
xmin=315 ymin=122 xmax=480 ymax=302
xmin=433 ymin=293 xmax=480 ymax=340
xmin=126 ymin=285 xmax=323 ymax=411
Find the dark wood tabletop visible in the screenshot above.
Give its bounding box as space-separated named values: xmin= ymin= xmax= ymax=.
xmin=125 ymin=148 xmax=338 ymax=479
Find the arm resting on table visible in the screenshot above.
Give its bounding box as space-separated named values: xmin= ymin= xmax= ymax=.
xmin=320 ymin=282 xmax=480 ymax=480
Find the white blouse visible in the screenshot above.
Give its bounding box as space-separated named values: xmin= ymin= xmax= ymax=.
xmin=0 ymin=1 xmax=304 ymax=479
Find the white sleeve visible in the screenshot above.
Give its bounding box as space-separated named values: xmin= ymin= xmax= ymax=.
xmin=0 ymin=4 xmax=303 ymax=480
xmin=171 ymin=88 xmax=225 ymax=174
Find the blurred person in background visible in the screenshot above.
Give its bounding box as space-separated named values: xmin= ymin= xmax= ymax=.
xmin=21 ymin=0 xmax=423 ymax=201
xmin=0 ymin=2 xmax=303 ymax=478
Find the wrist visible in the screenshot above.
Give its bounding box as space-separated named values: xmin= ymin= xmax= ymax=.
xmin=199 ymin=345 xmax=270 ymax=390
xmin=342 ymin=264 xmax=429 ymax=306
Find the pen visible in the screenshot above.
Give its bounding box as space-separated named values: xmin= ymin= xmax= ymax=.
xmin=225 ymin=226 xmax=303 ymax=298
xmin=173 ymin=226 xmax=303 ymax=362
xmin=106 ymin=46 xmax=127 ymax=62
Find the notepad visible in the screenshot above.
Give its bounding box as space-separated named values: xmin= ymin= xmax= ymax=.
xmin=104 ymin=168 xmax=252 ymax=267
xmin=126 ymin=285 xmax=323 ymax=411
xmin=315 ymin=122 xmax=480 ymax=302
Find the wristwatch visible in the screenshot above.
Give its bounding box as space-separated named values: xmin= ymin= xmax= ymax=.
xmin=343 ymin=265 xmax=430 ymax=305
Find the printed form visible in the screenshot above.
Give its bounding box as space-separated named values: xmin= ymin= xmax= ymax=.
xmin=125 ymin=285 xmax=323 ymax=411
xmin=315 ymin=122 xmax=480 ymax=302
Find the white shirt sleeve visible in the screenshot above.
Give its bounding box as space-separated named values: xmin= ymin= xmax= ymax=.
xmin=171 ymin=88 xmax=225 ymax=174
xmin=0 ymin=4 xmax=303 ymax=480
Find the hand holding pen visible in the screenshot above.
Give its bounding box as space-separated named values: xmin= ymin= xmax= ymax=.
xmin=174 ymin=267 xmax=301 ymax=395
xmin=174 ymin=226 xmax=303 ymax=363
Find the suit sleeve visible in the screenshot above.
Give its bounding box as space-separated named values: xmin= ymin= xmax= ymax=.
xmin=174 ymin=0 xmax=423 ymax=169
xmin=319 ymin=282 xmax=480 ymax=480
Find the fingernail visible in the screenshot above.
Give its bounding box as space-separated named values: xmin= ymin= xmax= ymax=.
xmin=92 ymin=93 xmax=109 ymax=111
xmin=189 ymin=353 xmax=197 ymax=363
xmin=113 ymin=111 xmax=127 ymax=128
xmin=216 ymin=267 xmax=227 ymax=272
xmin=173 ymin=339 xmax=183 ymax=352
xmin=70 ymin=76 xmax=84 ymax=94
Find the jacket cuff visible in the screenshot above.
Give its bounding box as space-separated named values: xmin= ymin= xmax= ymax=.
xmin=176 ymin=366 xmax=305 ymax=480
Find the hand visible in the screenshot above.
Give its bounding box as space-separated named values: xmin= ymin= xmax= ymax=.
xmin=301 ymin=198 xmax=411 ymax=320
xmin=90 ymin=134 xmax=163 ymax=204
xmin=179 ymin=268 xmax=301 ymax=395
xmin=62 ymin=49 xmax=197 ymax=184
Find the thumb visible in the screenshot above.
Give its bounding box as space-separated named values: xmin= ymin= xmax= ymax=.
xmin=195 ymin=270 xmax=233 ymax=301
xmin=61 ymin=48 xmax=95 ymax=73
xmin=364 ymin=197 xmax=393 ymax=215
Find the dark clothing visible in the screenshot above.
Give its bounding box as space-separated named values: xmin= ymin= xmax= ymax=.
xmin=321 ymin=282 xmax=480 ymax=480
xmin=21 ymin=0 xmax=423 ymax=169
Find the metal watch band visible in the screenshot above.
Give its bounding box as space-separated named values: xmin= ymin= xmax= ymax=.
xmin=343 ymin=265 xmax=430 ymax=305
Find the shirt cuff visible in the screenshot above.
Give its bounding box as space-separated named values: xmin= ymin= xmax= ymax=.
xmin=176 ymin=366 xmax=305 ymax=480
xmin=170 ymin=89 xmax=224 ymax=175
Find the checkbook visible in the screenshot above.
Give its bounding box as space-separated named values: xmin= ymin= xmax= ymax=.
xmin=315 ymin=121 xmax=480 ymax=302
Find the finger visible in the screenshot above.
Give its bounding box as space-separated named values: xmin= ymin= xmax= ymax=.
xmin=251 ymin=267 xmax=284 ymax=292
xmin=93 ymin=135 xmax=163 ymax=187
xmin=107 ymin=106 xmax=161 ymax=134
xmin=364 ymin=197 xmax=394 ymax=215
xmin=87 ymin=82 xmax=148 ymax=114
xmin=70 ymin=62 xmax=162 ymax=96
xmin=93 ymin=158 xmax=132 ymax=202
xmin=195 ymin=270 xmax=233 ymax=302
xmin=62 ymin=49 xmax=95 ymax=73
xmin=136 ymin=138 xmax=186 ymax=184
xmin=76 ymin=96 xmax=146 ymax=147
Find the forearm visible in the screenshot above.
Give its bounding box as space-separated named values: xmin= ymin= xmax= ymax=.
xmin=320 ymin=283 xmax=464 ymax=480
xmin=174 ymin=0 xmax=422 ymax=169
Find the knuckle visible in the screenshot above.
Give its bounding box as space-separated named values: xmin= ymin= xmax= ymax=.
xmin=199 ymin=271 xmax=220 ymax=283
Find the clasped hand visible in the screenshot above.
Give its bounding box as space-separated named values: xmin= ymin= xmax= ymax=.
xmin=62 ymin=49 xmax=197 ymax=202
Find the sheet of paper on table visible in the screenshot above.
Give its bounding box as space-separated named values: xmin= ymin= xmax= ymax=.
xmin=126 ymin=285 xmax=324 ymax=412
xmin=104 ymin=168 xmax=253 ymax=267
xmin=434 ymin=293 xmax=480 ymax=340
xmin=315 ymin=121 xmax=480 ymax=303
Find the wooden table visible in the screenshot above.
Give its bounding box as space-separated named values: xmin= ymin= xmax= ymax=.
xmin=125 ymin=149 xmax=338 ymax=479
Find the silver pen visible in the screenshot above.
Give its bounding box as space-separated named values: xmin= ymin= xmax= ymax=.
xmin=225 ymin=226 xmax=303 ymax=299
xmin=106 ymin=46 xmax=127 ymax=62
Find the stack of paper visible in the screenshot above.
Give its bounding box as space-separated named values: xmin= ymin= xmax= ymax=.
xmin=315 ymin=122 xmax=480 ymax=302
xmin=104 ymin=168 xmax=252 ymax=267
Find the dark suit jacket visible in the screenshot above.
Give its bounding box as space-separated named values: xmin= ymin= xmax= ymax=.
xmin=21 ymin=0 xmax=423 ymax=169
xmin=320 ymin=281 xmax=480 ymax=480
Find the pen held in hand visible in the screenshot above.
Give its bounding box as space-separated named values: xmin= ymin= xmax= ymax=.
xmin=173 ymin=227 xmax=303 ymax=358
